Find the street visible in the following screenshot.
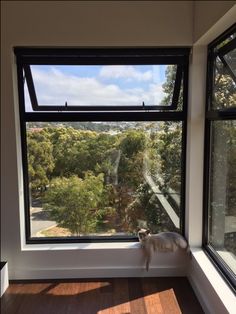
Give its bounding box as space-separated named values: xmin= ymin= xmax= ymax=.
xmin=30 ymin=207 xmax=56 ymax=236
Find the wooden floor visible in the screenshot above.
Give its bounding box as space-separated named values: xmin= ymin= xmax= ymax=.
xmin=1 ymin=277 xmax=204 ymax=314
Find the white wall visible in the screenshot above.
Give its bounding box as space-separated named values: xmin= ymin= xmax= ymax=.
xmin=2 ymin=1 xmax=193 ymax=47
xmin=193 ymin=1 xmax=236 ymax=43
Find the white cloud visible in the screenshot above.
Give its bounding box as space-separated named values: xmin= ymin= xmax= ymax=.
xmin=25 ymin=67 xmax=164 ymax=111
xmin=99 ymin=65 xmax=152 ymax=81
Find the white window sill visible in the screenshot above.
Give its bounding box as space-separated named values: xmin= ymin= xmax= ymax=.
xmin=217 ymin=250 xmax=236 ymax=274
xmin=190 ymin=248 xmax=236 ymax=313
xmin=21 ymin=241 xmax=140 ymax=251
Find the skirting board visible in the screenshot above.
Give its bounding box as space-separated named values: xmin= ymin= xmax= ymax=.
xmin=8 ymin=265 xmax=187 ymax=280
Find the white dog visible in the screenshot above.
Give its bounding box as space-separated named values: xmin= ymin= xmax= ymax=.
xmin=138 ymin=228 xmax=189 ymax=271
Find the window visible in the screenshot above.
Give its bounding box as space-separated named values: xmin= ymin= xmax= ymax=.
xmin=15 ymin=48 xmax=189 ymax=243
xmin=204 ymin=24 xmax=236 ymax=290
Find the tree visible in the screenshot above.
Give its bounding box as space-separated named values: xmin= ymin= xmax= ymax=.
xmin=43 ymin=172 xmax=105 ymax=235
xmin=87 ymin=132 xmax=118 ymax=180
xmin=106 ymin=130 xmax=147 ymax=230
xmin=154 ymin=122 xmax=182 ymax=193
xmin=155 ymin=65 xmax=183 ymax=193
xmin=161 ymin=65 xmax=183 ymax=111
xmin=48 ymin=127 xmax=97 ymax=177
xmin=213 ymin=36 xmax=236 ymax=110
xmin=118 ymin=130 xmax=147 ymax=188
xmin=27 ymin=129 xmax=54 ymax=192
xmin=48 ymin=126 xmax=118 ymax=180
xmin=126 ymin=182 xmax=178 ymax=234
xmin=207 ymin=40 xmax=236 ymax=252
xmin=124 ymin=66 xmax=183 ymax=233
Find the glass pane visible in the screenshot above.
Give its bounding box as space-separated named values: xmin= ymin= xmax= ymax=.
xmin=24 ymin=64 xmax=182 ymax=111
xmin=212 ymin=31 xmax=236 ymax=110
xmin=223 ymin=48 xmax=236 ymax=77
xmin=215 ymin=31 xmax=236 ymax=51
xmin=212 ymin=56 xmax=236 ymax=110
xmin=24 ymin=69 xmax=32 ymax=112
xmin=208 ymin=121 xmax=236 ymax=274
xmin=26 ymin=121 xmax=183 ymax=238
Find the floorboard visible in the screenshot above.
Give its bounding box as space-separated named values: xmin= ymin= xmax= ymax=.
xmin=1 ymin=277 xmax=204 ymax=314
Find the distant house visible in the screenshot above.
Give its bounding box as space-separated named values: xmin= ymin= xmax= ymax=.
xmin=28 ymin=127 xmax=44 ymax=132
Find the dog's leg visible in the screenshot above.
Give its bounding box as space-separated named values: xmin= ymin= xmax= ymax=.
xmin=144 ymin=247 xmax=151 ymax=272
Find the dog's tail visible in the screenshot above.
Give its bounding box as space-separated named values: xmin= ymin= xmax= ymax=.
xmin=186 ymin=244 xmax=192 ymax=258
xmin=177 ymin=236 xmax=188 ymax=250
xmin=177 ymin=236 xmax=192 ymax=258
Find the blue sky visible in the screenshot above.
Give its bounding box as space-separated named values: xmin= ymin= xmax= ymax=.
xmin=25 ymin=64 xmax=170 ymax=111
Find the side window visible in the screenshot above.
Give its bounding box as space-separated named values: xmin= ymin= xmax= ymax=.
xmin=15 ymin=48 xmax=189 ymax=243
xmin=204 ymin=24 xmax=236 ymax=290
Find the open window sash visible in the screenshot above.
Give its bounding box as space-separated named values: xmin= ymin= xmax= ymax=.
xmin=217 ymin=37 xmax=236 ymax=84
xmin=15 ymin=48 xmax=188 ymax=113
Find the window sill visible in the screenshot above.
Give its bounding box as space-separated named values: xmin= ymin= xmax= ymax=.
xmin=217 ymin=250 xmax=236 ymax=274
xmin=189 ymin=248 xmax=236 ymax=313
xmin=21 ymin=241 xmax=140 ymax=251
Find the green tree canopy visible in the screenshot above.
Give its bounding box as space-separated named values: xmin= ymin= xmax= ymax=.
xmin=155 ymin=122 xmax=182 ymax=193
xmin=27 ymin=130 xmax=54 ymax=191
xmin=47 ymin=127 xmax=97 ymax=177
xmin=43 ymin=172 xmax=105 ymax=235
xmin=118 ymin=130 xmax=147 ymax=188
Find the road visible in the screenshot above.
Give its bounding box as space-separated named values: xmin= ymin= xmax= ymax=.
xmin=30 ymin=207 xmax=56 ymax=236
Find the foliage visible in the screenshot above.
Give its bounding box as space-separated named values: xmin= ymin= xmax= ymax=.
xmin=157 ymin=65 xmax=183 ymax=192
xmin=155 ymin=122 xmax=182 ymax=193
xmin=211 ymin=121 xmax=236 ymax=218
xmin=126 ymin=183 xmax=178 ymax=233
xmin=47 ymin=127 xmax=118 ymax=180
xmin=161 ymin=65 xmax=183 ymax=110
xmin=213 ymin=58 xmax=236 ymax=109
xmin=208 ymin=38 xmax=236 ymax=251
xmin=209 ymin=39 xmax=236 ymax=230
xmin=118 ymin=130 xmax=147 ymax=188
xmin=27 ymin=103 xmax=183 ymax=235
xmin=25 ymin=47 xmax=236 ymax=238
xmin=47 ymin=127 xmax=96 ymax=177
xmin=27 ymin=65 xmax=185 ymax=236
xmin=27 ymin=130 xmax=54 ymax=191
xmin=43 ymin=173 xmax=105 ymax=235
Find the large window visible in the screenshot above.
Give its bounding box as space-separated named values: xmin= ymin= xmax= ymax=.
xmin=15 ymin=48 xmax=189 ymax=243
xmin=204 ymin=24 xmax=236 ymax=290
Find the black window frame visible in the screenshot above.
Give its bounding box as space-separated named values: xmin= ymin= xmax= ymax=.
xmin=203 ymin=24 xmax=236 ymax=292
xmin=15 ymin=47 xmax=189 ymax=244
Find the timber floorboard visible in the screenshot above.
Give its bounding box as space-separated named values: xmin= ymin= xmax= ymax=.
xmin=1 ymin=277 xmax=204 ymax=314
